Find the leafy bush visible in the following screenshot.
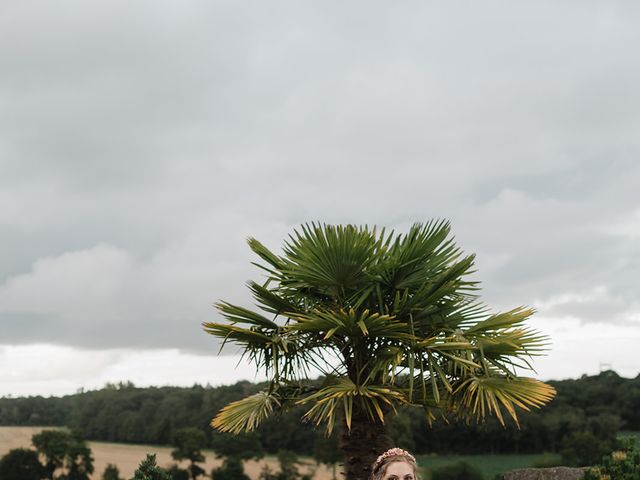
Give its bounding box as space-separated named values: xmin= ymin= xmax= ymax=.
xmin=430 ymin=461 xmax=484 ymax=480
xmin=102 ymin=463 xmax=123 ymax=480
xmin=132 ymin=454 xmax=172 ymax=480
xmin=582 ymin=443 xmax=640 ymax=480
xmin=212 ymin=456 xmax=250 ymax=480
xmin=167 ymin=464 xmax=189 ymax=480
xmin=561 ymin=431 xmax=616 ymax=467
xmin=0 ymin=448 xmax=45 ymax=480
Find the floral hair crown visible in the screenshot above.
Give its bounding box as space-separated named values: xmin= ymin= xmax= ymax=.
xmin=373 ymin=448 xmax=416 ymax=471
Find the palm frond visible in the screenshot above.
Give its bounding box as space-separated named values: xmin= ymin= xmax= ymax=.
xmin=474 ymin=328 xmax=550 ymax=359
xmin=297 ymin=378 xmax=407 ymax=434
xmin=452 ymin=375 xmax=556 ymax=426
xmin=214 ymin=301 xmax=279 ymax=329
xmin=247 ymin=238 xmax=284 ymax=272
xmin=279 ymin=223 xmax=380 ymax=294
xmin=287 ymin=308 xmax=412 ymax=342
xmin=202 ymin=322 xmax=273 ymax=346
xmin=249 ymin=281 xmax=301 ymax=317
xmin=463 ymin=307 xmax=535 ymax=335
xmin=211 ymin=391 xmax=281 ymax=433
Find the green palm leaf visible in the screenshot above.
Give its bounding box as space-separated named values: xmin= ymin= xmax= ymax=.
xmin=297 ymin=378 xmax=407 ymax=433
xmin=211 ymin=391 xmax=281 ymax=434
xmin=452 ymin=375 xmax=556 ymax=426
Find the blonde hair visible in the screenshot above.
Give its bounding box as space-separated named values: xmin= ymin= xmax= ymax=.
xmin=370 ymin=448 xmax=418 ymax=480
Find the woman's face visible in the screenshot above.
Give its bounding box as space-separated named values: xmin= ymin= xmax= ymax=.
xmin=382 ymin=461 xmax=415 ymax=480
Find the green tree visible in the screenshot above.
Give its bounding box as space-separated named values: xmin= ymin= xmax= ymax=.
xmin=0 ymin=448 xmax=46 ymax=480
xmin=171 ymin=427 xmax=207 ymax=479
xmin=204 ymin=222 xmax=555 ymax=480
xmin=167 ymin=464 xmax=190 ymax=480
xmin=32 ymin=429 xmax=70 ymax=479
xmin=102 ymin=463 xmax=123 ymax=480
xmin=560 ymin=430 xmax=614 ymax=467
xmin=313 ymin=432 xmax=341 ymax=480
xmin=32 ymin=429 xmax=93 ymax=480
xmin=211 ymin=431 xmax=263 ymax=480
xmin=275 ymin=450 xmax=301 ymax=480
xmin=211 ymin=432 xmax=264 ymax=460
xmin=212 ymin=457 xmax=250 ymax=480
xmin=132 ymin=454 xmax=172 ymax=480
xmin=63 ymin=441 xmax=94 ymax=480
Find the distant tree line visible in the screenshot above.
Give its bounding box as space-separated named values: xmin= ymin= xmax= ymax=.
xmin=0 ymin=371 xmax=637 ymax=460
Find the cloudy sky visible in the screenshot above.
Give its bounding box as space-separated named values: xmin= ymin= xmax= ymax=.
xmin=1 ymin=1 xmax=640 ymax=397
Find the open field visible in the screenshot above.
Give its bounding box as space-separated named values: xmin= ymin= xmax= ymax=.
xmin=0 ymin=427 xmax=332 ymax=480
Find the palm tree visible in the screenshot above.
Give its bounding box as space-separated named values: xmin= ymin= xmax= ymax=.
xmin=203 ymin=221 xmax=555 ymax=480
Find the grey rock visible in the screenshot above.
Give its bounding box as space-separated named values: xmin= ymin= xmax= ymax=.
xmin=503 ymin=467 xmax=587 ymax=480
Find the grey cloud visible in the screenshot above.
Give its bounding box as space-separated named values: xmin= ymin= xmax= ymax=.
xmin=1 ymin=1 xmax=640 ymax=351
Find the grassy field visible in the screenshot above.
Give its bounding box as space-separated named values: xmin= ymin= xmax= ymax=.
xmin=416 ymin=453 xmax=562 ymax=480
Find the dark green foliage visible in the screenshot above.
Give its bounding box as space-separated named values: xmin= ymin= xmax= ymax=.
xmin=582 ymin=443 xmax=640 ymax=480
xmin=171 ymin=427 xmax=207 ymax=463
xmin=171 ymin=427 xmax=207 ymax=479
xmin=430 ymin=461 xmax=484 ymax=480
xmin=211 ymin=432 xmax=264 ymax=460
xmin=212 ymin=457 xmax=250 ymax=480
xmin=276 ymin=450 xmax=301 ymax=480
xmin=167 ymin=464 xmax=190 ymax=480
xmin=313 ymin=432 xmax=341 ymax=480
xmin=258 ymin=451 xmax=302 ymax=480
xmin=0 ymin=448 xmax=45 ymax=480
xmin=32 ymin=429 xmax=71 ymax=478
xmin=256 ymin=407 xmax=317 ymax=455
xmin=560 ymin=430 xmax=616 ymax=467
xmin=210 ymin=432 xmax=261 ymax=480
xmin=62 ymin=441 xmax=94 ymax=480
xmin=132 ymin=454 xmax=172 ymax=480
xmin=102 ymin=463 xmax=122 ymax=480
xmin=32 ymin=429 xmax=94 ymax=480
xmin=0 ymin=395 xmax=67 ymax=425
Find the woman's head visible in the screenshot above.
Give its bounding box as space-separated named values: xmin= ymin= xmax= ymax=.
xmin=370 ymin=448 xmax=418 ymax=480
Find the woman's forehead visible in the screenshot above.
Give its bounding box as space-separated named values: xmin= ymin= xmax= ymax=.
xmin=384 ymin=461 xmax=414 ymax=477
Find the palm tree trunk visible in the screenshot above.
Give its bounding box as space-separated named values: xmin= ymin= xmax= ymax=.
xmin=340 ymin=403 xmax=393 ymax=480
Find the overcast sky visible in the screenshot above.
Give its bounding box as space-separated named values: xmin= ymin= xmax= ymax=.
xmin=1 ymin=1 xmax=640 ymax=397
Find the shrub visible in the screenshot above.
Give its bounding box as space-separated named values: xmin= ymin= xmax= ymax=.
xmin=102 ymin=463 xmax=123 ymax=480
xmin=212 ymin=456 xmax=250 ymax=480
xmin=132 ymin=454 xmax=172 ymax=480
xmin=167 ymin=464 xmax=190 ymax=480
xmin=561 ymin=431 xmax=616 ymax=467
xmin=582 ymin=443 xmax=640 ymax=480
xmin=0 ymin=448 xmax=45 ymax=480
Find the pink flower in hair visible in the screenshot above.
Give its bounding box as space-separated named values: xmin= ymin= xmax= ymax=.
xmin=373 ymin=448 xmax=416 ymax=471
